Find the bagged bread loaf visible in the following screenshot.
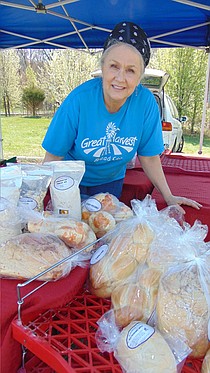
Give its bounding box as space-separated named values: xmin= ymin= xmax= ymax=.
xmin=0 ymin=232 xmax=75 ymax=281
xmin=156 ymin=245 xmax=210 ymax=358
xmin=96 ymin=310 xmax=191 ymax=373
xmin=89 ymin=215 xmax=154 ymax=298
xmin=27 ymin=211 xmax=96 ymax=251
xmin=82 ymin=192 xmax=133 ymax=237
xmin=111 ymin=264 xmax=161 ymax=327
xmin=202 ymin=349 xmax=210 ymax=373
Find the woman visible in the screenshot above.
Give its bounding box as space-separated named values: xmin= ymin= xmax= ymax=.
xmin=42 ymin=21 xmax=201 ymax=212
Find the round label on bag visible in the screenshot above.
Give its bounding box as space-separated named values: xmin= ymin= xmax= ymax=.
xmin=54 ymin=176 xmax=74 ymax=190
xmin=84 ymin=198 xmax=102 ymax=212
xmin=126 ymin=322 xmax=155 ymax=349
xmin=90 ymin=244 xmax=109 ymax=264
xmin=19 ymin=196 xmax=37 ymax=210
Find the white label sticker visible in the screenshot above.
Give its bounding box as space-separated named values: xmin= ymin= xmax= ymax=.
xmin=84 ymin=198 xmax=102 ymax=212
xmin=90 ymin=244 xmax=109 ymax=265
xmin=126 ymin=323 xmax=155 ymax=349
xmin=54 ymin=176 xmax=74 ymax=190
xmin=19 ymin=196 xmax=37 ymax=210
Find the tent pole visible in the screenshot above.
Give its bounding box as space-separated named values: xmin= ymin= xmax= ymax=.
xmin=198 ymin=49 xmax=210 ymax=154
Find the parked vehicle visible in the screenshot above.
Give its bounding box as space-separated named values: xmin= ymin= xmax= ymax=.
xmin=141 ymin=68 xmax=186 ymax=153
xmin=91 ymin=68 xmax=186 ymax=153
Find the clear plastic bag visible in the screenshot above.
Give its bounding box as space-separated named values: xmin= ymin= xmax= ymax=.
xmin=0 ymin=197 xmax=23 ymax=244
xmin=1 ymin=164 xmax=22 ymax=206
xmin=96 ymin=310 xmax=191 ymax=373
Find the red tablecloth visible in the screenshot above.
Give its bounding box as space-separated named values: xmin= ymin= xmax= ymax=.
xmin=1 ymin=266 xmax=89 ymax=373
xmin=120 ymin=167 xmax=154 ymax=206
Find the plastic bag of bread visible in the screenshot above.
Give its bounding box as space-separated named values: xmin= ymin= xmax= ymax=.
xmin=1 ymin=164 xmax=22 ymax=206
xmin=0 ymin=232 xmax=90 ymax=281
xmin=89 ymin=209 xmax=155 ymax=298
xmin=0 ymin=197 xmax=23 ymax=244
xmin=95 ymin=310 xmax=191 ymax=373
xmin=81 ymin=192 xmax=133 ymax=237
xmin=147 ymin=219 xmax=208 ymax=273
xmin=23 ymin=208 xmax=96 ymax=252
xmin=111 ymin=264 xmax=161 ymax=328
xmin=156 ymin=242 xmax=210 ymax=358
xmin=202 ymin=348 xmax=210 ymax=373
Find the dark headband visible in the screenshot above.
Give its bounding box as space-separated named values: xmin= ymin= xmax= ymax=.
xmin=103 ymin=21 xmax=151 ymax=67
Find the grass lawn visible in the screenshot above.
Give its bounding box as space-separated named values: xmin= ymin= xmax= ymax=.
xmin=1 ymin=116 xmax=210 ymax=159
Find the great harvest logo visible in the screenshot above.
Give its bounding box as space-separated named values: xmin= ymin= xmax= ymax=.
xmin=81 ymin=122 xmax=137 ymax=161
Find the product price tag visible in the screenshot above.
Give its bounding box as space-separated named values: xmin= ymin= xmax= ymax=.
xmin=126 ymin=322 xmax=155 ymax=349
xmin=84 ymin=197 xmax=102 ymax=212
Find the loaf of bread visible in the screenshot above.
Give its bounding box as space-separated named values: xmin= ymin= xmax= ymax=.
xmin=0 ymin=232 xmax=73 ymax=281
xmin=89 ymin=221 xmax=154 ymax=298
xmin=111 ymin=266 xmax=161 ymax=327
xmin=115 ymin=321 xmax=177 ymax=373
xmin=201 ymin=348 xmax=210 ymax=373
xmin=156 ymin=264 xmax=210 ymax=357
xmin=28 ymin=216 xmax=96 ymax=251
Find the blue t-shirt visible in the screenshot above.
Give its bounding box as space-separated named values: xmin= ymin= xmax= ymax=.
xmin=42 ymin=78 xmax=164 ymax=186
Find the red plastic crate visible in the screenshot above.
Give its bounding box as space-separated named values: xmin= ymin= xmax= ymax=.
xmin=13 ymin=289 xmax=203 ymax=373
xmin=13 ymin=290 xmax=122 ymax=373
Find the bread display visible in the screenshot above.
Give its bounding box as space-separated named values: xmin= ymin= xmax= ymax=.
xmin=111 ymin=266 xmax=161 ymax=327
xmin=156 ymin=263 xmax=210 ymax=358
xmin=0 ymin=232 xmax=74 ymax=281
xmin=89 ymin=220 xmax=154 ymax=298
xmin=28 ymin=215 xmax=96 ymax=251
xmin=201 ymin=348 xmax=210 ymax=373
xmin=115 ymin=321 xmax=177 ymax=373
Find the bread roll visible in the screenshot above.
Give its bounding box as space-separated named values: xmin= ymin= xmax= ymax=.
xmin=28 ymin=217 xmax=96 ymax=251
xmin=111 ymin=266 xmax=161 ymax=327
xmin=89 ymin=222 xmax=154 ymax=298
xmin=115 ymin=321 xmax=177 ymax=373
xmin=88 ymin=211 xmax=116 ymax=238
xmin=157 ymin=264 xmax=210 ymax=357
xmin=202 ymin=349 xmax=210 ymax=373
xmin=0 ymin=232 xmax=73 ymax=281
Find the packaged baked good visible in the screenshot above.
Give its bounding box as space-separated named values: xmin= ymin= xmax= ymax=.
xmin=88 ymin=210 xmax=116 ymax=238
xmin=89 ymin=214 xmax=155 ymax=298
xmin=26 ymin=210 xmax=96 ymax=251
xmin=111 ymin=264 xmax=161 ymax=327
xmin=81 ymin=192 xmax=133 ymax=231
xmin=156 ymin=244 xmax=210 ymax=358
xmin=1 ymin=164 xmax=22 ymax=206
xmin=0 ymin=232 xmax=77 ymax=281
xmin=18 ymin=163 xmax=52 ymax=212
xmin=0 ymin=197 xmax=22 ymax=244
xmin=201 ymin=348 xmax=210 ymax=373
xmin=96 ymin=310 xmax=191 ymax=373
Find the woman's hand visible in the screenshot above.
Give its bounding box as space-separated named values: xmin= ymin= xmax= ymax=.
xmin=165 ymin=195 xmax=202 ymax=214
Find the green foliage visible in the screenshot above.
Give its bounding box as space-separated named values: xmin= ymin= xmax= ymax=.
xmin=22 ymin=86 xmax=45 ymax=116
xmin=150 ymin=48 xmax=208 ymax=133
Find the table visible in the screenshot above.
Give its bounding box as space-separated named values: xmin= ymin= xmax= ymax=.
xmin=120 ymin=163 xmax=154 ymax=207
xmin=1 ymin=266 xmax=89 ymax=373
xmin=152 ymin=154 xmax=210 ymax=242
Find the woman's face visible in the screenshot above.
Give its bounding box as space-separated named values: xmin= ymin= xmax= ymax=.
xmin=101 ymin=44 xmax=143 ymax=112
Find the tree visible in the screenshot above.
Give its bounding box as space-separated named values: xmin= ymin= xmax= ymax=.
xmin=150 ymin=48 xmax=208 ymax=133
xmin=22 ymin=86 xmax=45 ymax=116
xmin=0 ymin=50 xmax=21 ymax=116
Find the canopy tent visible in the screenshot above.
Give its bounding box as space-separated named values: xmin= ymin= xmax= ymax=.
xmin=0 ymin=0 xmax=210 ymax=157
xmin=0 ymin=0 xmax=210 ymax=50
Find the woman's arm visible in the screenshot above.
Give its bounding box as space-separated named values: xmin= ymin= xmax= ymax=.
xmin=138 ymin=155 xmax=202 ymax=212
xmin=43 ymin=151 xmax=64 ymax=163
